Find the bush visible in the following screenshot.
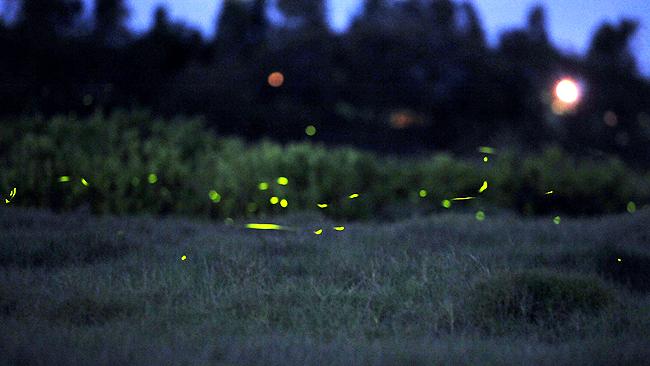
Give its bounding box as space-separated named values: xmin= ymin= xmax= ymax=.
xmin=468 ymin=270 xmax=613 ymax=328
xmin=0 ymin=111 xmax=648 ymax=220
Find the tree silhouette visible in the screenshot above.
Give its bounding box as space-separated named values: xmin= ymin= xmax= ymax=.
xmin=94 ymin=0 xmax=129 ymax=46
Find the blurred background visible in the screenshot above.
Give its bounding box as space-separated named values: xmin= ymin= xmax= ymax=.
xmin=0 ymin=0 xmax=649 ymax=219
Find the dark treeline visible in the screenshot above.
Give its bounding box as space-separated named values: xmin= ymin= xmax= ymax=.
xmin=1 ymin=0 xmax=649 ymax=163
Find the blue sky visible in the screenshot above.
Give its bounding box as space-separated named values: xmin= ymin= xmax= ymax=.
xmin=86 ymin=0 xmax=650 ymax=75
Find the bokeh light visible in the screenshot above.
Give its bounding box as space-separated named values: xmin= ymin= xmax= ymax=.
xmin=603 ymin=111 xmax=618 ymax=127
xmin=268 ymin=72 xmax=284 ymax=87
xmin=305 ymin=125 xmax=317 ymax=136
xmin=555 ymin=79 xmax=580 ymax=104
xmin=209 ymin=190 xmax=221 ymax=203
xmin=148 ymin=173 xmax=158 ymax=184
xmin=475 ymin=211 xmax=485 ymax=221
xmin=627 ymin=201 xmax=636 ymax=213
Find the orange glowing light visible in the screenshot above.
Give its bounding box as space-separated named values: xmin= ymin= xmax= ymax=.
xmin=268 ymin=72 xmax=284 ymax=87
xmin=555 ymin=79 xmax=580 ymax=104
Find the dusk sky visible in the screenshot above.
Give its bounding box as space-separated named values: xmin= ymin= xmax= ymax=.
xmin=87 ymin=0 xmax=650 ymax=75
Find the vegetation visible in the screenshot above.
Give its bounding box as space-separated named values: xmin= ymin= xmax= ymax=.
xmin=1 ymin=206 xmax=649 ymax=365
xmin=1 ymin=0 xmax=649 ymax=161
xmin=1 ymin=112 xmax=647 ymax=220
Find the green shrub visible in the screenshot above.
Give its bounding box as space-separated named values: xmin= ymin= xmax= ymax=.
xmin=0 ymin=111 xmax=647 ymax=219
xmin=468 ymin=270 xmax=613 ymax=328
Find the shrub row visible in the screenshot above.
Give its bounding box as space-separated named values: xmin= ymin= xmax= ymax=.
xmin=1 ymin=111 xmax=648 ymax=219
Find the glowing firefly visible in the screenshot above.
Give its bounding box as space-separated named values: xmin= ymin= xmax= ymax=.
xmin=451 ymin=197 xmax=475 ymax=201
xmin=81 ymin=178 xmax=89 ymax=187
xmin=349 ymin=193 xmax=359 ymax=199
xmin=475 ymin=211 xmax=486 ymax=221
xmin=334 ymin=226 xmax=345 ymax=231
xmin=627 ymin=201 xmax=636 ymax=213
xmin=305 ymin=125 xmax=317 ymax=136
xmin=245 ymin=223 xmax=286 ymax=230
xmin=314 ymin=229 xmax=323 ymax=235
xmin=478 ymin=146 xmax=496 ymax=154
xmin=277 ymin=177 xmax=289 ymax=185
xmin=478 ymin=181 xmax=488 ymax=193
xmin=209 ymin=190 xmax=221 ymax=203
xmin=317 ymin=203 xmax=328 ymax=208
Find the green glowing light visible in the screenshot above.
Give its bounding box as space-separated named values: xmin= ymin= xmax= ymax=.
xmin=280 ymin=199 xmax=288 ymax=208
xmin=4 ymin=199 xmax=8 ymax=204
xmin=258 ymin=182 xmax=269 ymax=190
xmin=334 ymin=226 xmax=345 ymax=231
xmin=478 ymin=181 xmax=488 ymax=193
xmin=148 ymin=173 xmax=158 ymax=184
xmin=478 ymin=146 xmax=496 ymax=154
xmin=277 ymin=177 xmax=289 ymax=185
xmin=452 ymin=196 xmax=475 ymax=201
xmin=314 ymin=229 xmax=323 ymax=235
xmin=553 ymin=216 xmax=561 ymax=225
xmin=81 ymin=178 xmax=89 ymax=187
xmin=617 ymin=258 xmax=622 ymax=262
xmin=627 ymin=201 xmax=636 ymax=213
xmin=475 ymin=210 xmax=486 ymax=221
xmin=246 ymin=223 xmax=285 ymax=230
xmin=419 ymin=189 xmax=427 ymax=198
xmin=349 ymin=193 xmax=359 ymax=199
xmin=209 ymin=190 xmax=222 ymax=203
xmin=9 ymin=188 xmax=16 ymax=198
xmin=58 ymin=176 xmax=70 ymax=182
xmin=305 ymin=125 xmax=317 ymax=136
xmin=483 ymin=156 xmax=488 ymax=163
xmin=317 ymin=203 xmax=328 ymax=208
xmin=270 ymin=196 xmax=279 ymax=205
xmin=442 ymin=199 xmax=451 ymax=208
xmin=545 ymin=190 xmax=554 ymax=195
xmin=181 ymin=255 xmax=187 ymax=261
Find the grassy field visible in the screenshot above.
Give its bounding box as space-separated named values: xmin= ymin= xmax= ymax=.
xmin=1 ymin=206 xmax=649 ymax=365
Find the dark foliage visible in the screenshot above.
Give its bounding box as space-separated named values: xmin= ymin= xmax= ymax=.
xmin=0 ymin=0 xmax=649 ymax=163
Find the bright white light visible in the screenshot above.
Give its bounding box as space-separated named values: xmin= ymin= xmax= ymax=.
xmin=555 ymin=79 xmax=580 ymax=104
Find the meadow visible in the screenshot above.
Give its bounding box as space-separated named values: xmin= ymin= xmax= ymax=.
xmin=1 ymin=205 xmax=649 ymax=365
